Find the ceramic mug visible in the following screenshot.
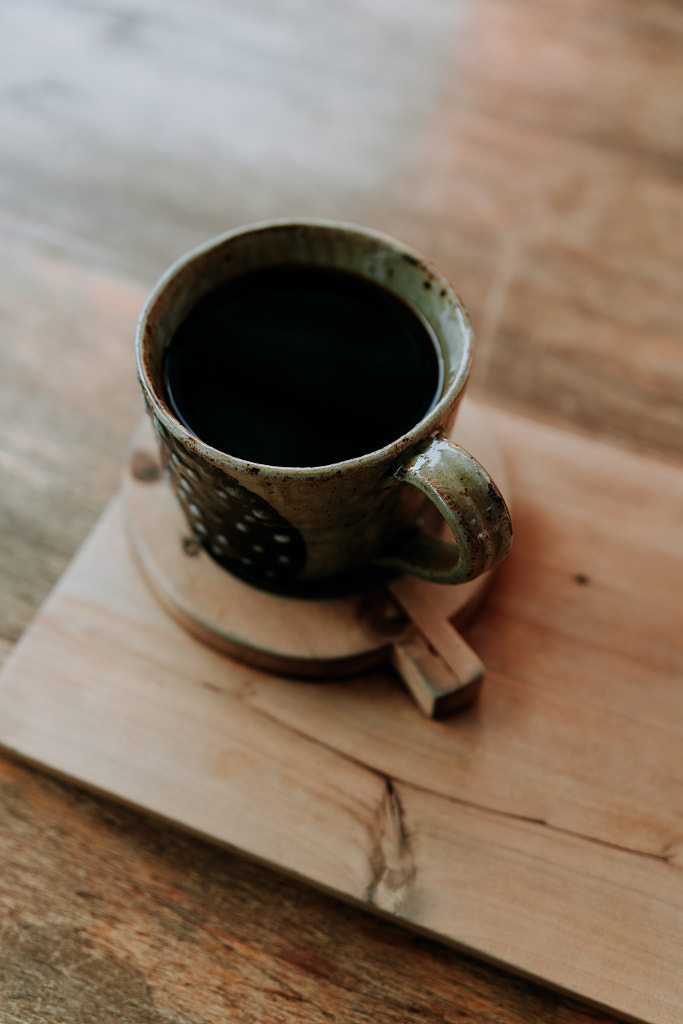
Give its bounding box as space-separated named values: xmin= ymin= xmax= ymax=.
xmin=135 ymin=219 xmax=512 ymax=595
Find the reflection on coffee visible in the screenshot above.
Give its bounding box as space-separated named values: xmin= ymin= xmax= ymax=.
xmin=163 ymin=266 xmax=442 ymax=467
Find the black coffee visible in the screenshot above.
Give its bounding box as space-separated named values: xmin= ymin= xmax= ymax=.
xmin=163 ymin=265 xmax=442 ymax=467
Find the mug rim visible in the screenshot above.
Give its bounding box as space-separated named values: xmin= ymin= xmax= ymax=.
xmin=135 ymin=217 xmax=474 ymax=478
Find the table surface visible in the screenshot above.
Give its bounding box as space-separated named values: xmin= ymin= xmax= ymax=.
xmin=1 ymin=2 xmax=682 ymax=1022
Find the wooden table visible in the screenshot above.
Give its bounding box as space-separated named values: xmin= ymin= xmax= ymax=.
xmin=1 ymin=1 xmax=682 ymax=1021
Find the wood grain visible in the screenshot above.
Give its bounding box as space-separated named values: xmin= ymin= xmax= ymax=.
xmin=0 ymin=244 xmax=144 ymax=650
xmin=1 ymin=0 xmax=682 ymax=1020
xmin=0 ymin=758 xmax=623 ymax=1024
xmin=1 ymin=408 xmax=681 ymax=1024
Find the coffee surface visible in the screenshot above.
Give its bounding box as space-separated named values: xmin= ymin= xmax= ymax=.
xmin=163 ymin=265 xmax=442 ymax=467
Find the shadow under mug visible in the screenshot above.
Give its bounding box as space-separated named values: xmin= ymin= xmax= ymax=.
xmin=135 ymin=219 xmax=512 ymax=596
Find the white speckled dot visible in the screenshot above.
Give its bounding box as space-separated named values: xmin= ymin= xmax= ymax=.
xmin=273 ymin=533 xmax=290 ymax=544
xmin=228 ymin=486 xmax=242 ymax=497
xmin=244 ymin=514 xmax=256 ymax=523
xmin=216 ymin=534 xmax=228 ymax=545
xmin=236 ymin=522 xmax=249 ymax=533
xmin=277 ymin=555 xmax=291 ymax=565
xmin=188 ymin=503 xmax=202 ymax=518
xmin=186 ymin=467 xmax=198 ymax=480
xmin=253 ymin=510 xmax=269 ymax=520
xmin=194 ymin=523 xmax=207 ymax=536
xmin=179 ymin=477 xmax=192 ymax=492
xmin=252 ymin=543 xmax=264 ymax=553
xmin=240 ymin=556 xmax=254 ymax=565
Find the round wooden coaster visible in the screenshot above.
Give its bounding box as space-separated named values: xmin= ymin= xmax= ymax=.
xmin=122 ymin=398 xmax=509 ymax=678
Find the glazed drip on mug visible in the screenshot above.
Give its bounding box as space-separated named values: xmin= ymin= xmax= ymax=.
xmin=163 ymin=265 xmax=442 ymax=467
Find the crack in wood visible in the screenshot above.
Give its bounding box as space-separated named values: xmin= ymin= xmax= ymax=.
xmin=245 ymin=697 xmax=674 ymax=865
xmin=365 ymin=778 xmax=417 ymax=916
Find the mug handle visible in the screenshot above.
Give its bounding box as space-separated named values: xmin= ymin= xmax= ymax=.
xmin=374 ymin=432 xmax=513 ymax=584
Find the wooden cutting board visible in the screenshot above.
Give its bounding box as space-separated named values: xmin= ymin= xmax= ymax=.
xmin=0 ymin=404 xmax=681 ymax=1024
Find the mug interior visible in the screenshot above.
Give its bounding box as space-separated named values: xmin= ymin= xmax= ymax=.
xmin=136 ymin=219 xmax=474 ymax=468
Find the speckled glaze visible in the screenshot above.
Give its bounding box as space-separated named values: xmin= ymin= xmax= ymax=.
xmin=136 ymin=219 xmax=512 ymax=593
